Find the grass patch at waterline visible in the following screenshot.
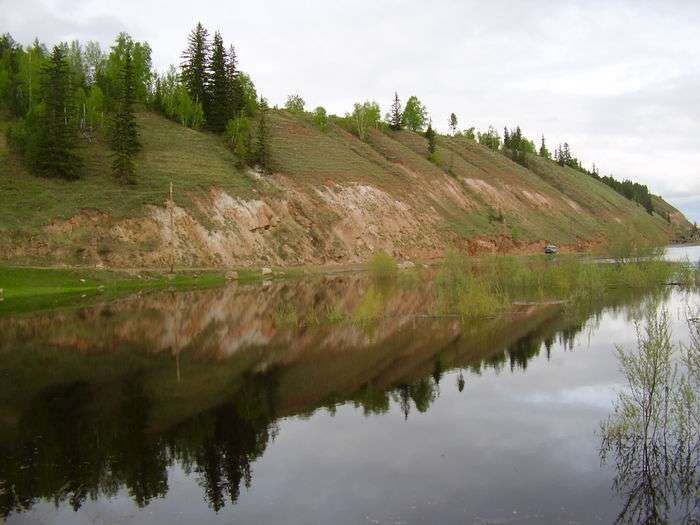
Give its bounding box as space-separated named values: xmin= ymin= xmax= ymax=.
xmin=435 ymin=250 xmax=685 ymax=321
xmin=368 ymin=251 xmax=399 ymax=281
xmin=0 ymin=266 xmax=230 ymax=316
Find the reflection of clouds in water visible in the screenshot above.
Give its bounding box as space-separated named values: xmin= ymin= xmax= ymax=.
xmin=517 ymin=383 xmax=622 ymax=410
xmin=665 ymin=244 xmax=700 ymax=264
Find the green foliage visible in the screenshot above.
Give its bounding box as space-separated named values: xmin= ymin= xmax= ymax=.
xmin=110 ymin=43 xmax=140 ymax=184
xmin=502 ymin=125 xmax=535 ymax=166
xmin=368 ymin=250 xmax=398 ymax=281
xmin=435 ymin=249 xmax=507 ymax=319
xmin=477 ymin=125 xmax=500 ymax=151
xmin=207 ymin=31 xmax=229 ymax=132
xmin=154 ymin=66 xmax=204 ymax=129
xmin=347 ymin=100 xmax=381 ymax=141
xmin=16 ymin=41 xmax=46 ymax=116
xmin=225 ymin=115 xmax=252 ymax=166
xmin=455 ymin=127 xmax=476 ymax=140
xmin=85 ymin=84 xmax=105 ymax=130
xmin=599 ymin=174 xmax=655 ymax=214
xmin=600 ymin=308 xmax=700 ymax=524
xmin=180 ymin=22 xmax=210 ymax=117
xmin=100 ymin=33 xmax=152 ymax=106
xmin=424 ymin=121 xmax=437 ymax=160
xmin=312 ymin=106 xmax=328 ymax=132
xmin=34 ymin=46 xmax=82 ymax=179
xmin=225 ymin=45 xmax=243 ymax=118
xmin=236 ymin=72 xmax=258 ymax=116
xmin=435 ymin=248 xmax=678 ymax=322
xmin=449 ymin=113 xmax=458 ymax=135
xmin=284 ymin=94 xmax=305 ymax=113
xmin=402 ymin=95 xmax=427 ymax=132
xmin=538 ymin=134 xmax=551 ymax=159
xmin=352 ymin=285 xmax=387 ymax=324
xmin=604 ymin=228 xmax=664 ymax=264
xmin=387 ymin=91 xmax=403 ymax=130
xmin=253 ymin=97 xmax=271 ymax=174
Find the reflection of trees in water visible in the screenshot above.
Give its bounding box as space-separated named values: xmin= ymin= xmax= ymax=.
xmin=0 ymin=370 xmax=279 ymax=517
xmin=0 ymin=287 xmax=680 ymax=518
xmin=600 ymin=309 xmax=700 ymax=524
xmin=168 ymin=371 xmax=279 ymax=512
xmin=0 ymin=376 xmax=169 ymax=515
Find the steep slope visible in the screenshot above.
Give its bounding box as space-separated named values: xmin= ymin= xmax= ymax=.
xmin=0 ymin=110 xmax=686 ymax=268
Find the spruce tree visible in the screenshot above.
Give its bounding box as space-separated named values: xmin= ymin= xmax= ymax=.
xmin=254 ymin=97 xmax=271 ymax=174
xmin=539 ymin=135 xmax=550 ymax=159
xmin=226 ymin=44 xmax=242 ymax=117
xmin=208 ymin=31 xmax=229 ymax=132
xmin=388 ymin=92 xmax=403 ymax=130
xmin=181 ymin=22 xmax=210 ymax=121
xmin=425 ymin=120 xmax=436 ymax=159
xmin=111 ymin=45 xmax=140 ymax=184
xmin=449 ymin=113 xmax=458 ymax=135
xmin=36 ymin=45 xmax=81 ymax=179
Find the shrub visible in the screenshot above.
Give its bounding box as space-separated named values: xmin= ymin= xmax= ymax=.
xmin=284 ymin=94 xmax=305 ymax=113
xmin=225 ymin=116 xmax=252 ymax=167
xmin=313 ymin=106 xmax=328 ymax=132
xmin=368 ymin=251 xmax=398 ymax=281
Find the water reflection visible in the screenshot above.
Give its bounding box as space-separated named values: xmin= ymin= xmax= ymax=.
xmin=0 ymin=275 xmax=687 ymax=520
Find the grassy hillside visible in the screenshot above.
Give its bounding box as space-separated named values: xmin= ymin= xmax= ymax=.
xmin=0 ymin=112 xmax=256 ymax=230
xmin=0 ymin=109 xmax=688 ymax=268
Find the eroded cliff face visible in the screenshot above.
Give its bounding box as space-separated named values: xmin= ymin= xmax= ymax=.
xmin=1 ymin=108 xmax=688 ymax=268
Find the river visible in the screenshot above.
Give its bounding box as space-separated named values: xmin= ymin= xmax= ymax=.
xmin=1 ymin=247 xmax=698 ymax=524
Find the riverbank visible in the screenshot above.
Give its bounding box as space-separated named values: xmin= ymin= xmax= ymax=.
xmin=2 ymin=247 xmax=698 ymax=317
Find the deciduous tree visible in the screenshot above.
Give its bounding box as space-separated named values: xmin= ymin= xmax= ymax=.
xmin=348 ymin=100 xmax=380 ymax=141
xmin=402 ymin=95 xmax=427 ymax=132
xmin=284 ymin=94 xmax=305 ymax=113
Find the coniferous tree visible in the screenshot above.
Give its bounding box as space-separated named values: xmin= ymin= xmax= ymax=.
xmin=181 ymin=22 xmax=210 ymax=121
xmin=111 ymin=45 xmax=139 ymax=184
xmin=449 ymin=113 xmax=458 ymax=135
xmin=254 ymin=96 xmax=271 ymax=174
xmin=388 ymin=91 xmax=403 ymax=130
xmin=424 ymin=120 xmax=436 ymax=159
xmin=539 ymin=135 xmax=551 ymax=159
xmin=225 ymin=44 xmax=242 ymax=117
xmin=36 ymin=45 xmax=81 ymax=179
xmin=207 ymin=31 xmax=229 ymax=131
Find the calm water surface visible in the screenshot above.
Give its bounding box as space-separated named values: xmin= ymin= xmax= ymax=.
xmin=0 ymin=263 xmax=698 ymax=524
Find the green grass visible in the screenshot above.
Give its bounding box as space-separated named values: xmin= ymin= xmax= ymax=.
xmin=0 ymin=266 xmax=229 ymax=316
xmin=0 ymin=111 xmax=256 ymax=232
xmin=434 ymin=249 xmax=680 ymax=321
xmin=368 ymin=250 xmax=398 ymax=281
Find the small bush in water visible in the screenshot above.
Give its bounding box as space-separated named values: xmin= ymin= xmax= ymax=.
xmin=368 ymin=251 xmax=398 ymax=281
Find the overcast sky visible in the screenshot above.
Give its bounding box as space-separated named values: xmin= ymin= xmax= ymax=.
xmin=4 ymin=0 xmax=699 ymax=222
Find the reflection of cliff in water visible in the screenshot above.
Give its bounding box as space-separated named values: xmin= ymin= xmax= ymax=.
xmin=0 ymin=277 xmax=671 ymax=516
